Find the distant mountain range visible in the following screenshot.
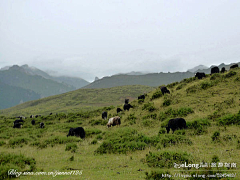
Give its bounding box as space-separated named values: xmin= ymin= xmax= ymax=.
xmin=83 ymin=62 xmax=240 ymax=89
xmin=1 ymin=62 xmax=239 ymax=109
xmin=0 ymin=65 xmax=89 ymax=109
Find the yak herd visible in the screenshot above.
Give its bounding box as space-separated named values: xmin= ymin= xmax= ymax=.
xmin=12 ymin=64 xmax=239 ymax=137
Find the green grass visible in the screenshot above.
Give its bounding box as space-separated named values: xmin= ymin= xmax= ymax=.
xmin=0 ymin=68 xmax=240 ymax=179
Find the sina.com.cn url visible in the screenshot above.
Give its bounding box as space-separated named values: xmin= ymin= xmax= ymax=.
xmin=8 ymin=169 xmax=83 ymax=177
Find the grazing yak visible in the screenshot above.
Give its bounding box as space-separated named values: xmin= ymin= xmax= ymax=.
xmin=138 ymin=94 xmax=145 ymax=100
xmin=230 ymin=64 xmax=238 ymax=69
xmin=40 ymin=122 xmax=45 ymax=128
xmin=102 ymin=111 xmax=107 ymax=120
xmin=123 ymin=103 xmax=133 ymax=111
xmin=125 ymin=99 xmax=129 ymax=104
xmin=220 ymin=67 xmax=226 ymax=73
xmin=166 ymin=118 xmax=187 ymax=134
xmin=107 ymin=116 xmax=121 ymax=128
xmin=14 ymin=119 xmax=24 ymax=124
xmin=161 ymin=86 xmax=170 ymax=95
xmin=67 ymin=127 xmax=85 ymax=139
xmin=31 ymin=119 xmax=35 ymax=125
xmin=13 ymin=123 xmax=22 ymax=128
xmin=117 ymin=108 xmax=123 ymax=113
xmin=211 ymin=66 xmax=219 ymax=75
xmin=195 ymin=72 xmax=206 ymax=79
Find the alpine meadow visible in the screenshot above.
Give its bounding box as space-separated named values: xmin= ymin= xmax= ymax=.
xmin=1 ymin=68 xmax=240 ymax=180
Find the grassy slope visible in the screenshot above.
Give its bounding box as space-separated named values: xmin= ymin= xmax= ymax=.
xmin=1 ymin=85 xmax=154 ymax=116
xmin=0 ymin=69 xmax=240 ymax=179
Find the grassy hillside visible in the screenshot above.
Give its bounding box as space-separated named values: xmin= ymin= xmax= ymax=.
xmin=82 ymin=72 xmax=194 ymax=89
xmin=0 ymin=68 xmax=240 ymax=179
xmin=1 ymin=85 xmax=154 ymax=116
xmin=0 ymin=81 xmax=41 ymax=109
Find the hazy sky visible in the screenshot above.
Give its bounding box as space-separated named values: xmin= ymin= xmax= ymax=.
xmin=1 ymin=0 xmax=240 ymax=81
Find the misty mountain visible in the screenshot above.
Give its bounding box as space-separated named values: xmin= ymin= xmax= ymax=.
xmin=19 ymin=64 xmax=89 ymax=89
xmin=0 ymin=64 xmax=90 ymax=109
xmin=82 ymin=71 xmax=194 ymax=89
xmin=187 ymin=65 xmax=208 ymax=72
xmin=0 ymin=81 xmax=41 ymax=109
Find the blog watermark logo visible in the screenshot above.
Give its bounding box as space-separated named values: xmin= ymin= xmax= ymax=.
xmin=8 ymin=169 xmax=83 ymax=177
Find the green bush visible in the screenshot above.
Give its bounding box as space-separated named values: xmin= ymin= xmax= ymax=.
xmin=212 ymin=131 xmax=220 ymax=142
xmin=176 ymin=83 xmax=186 ymax=90
xmin=65 ymin=143 xmax=78 ymax=153
xmin=8 ymin=137 xmax=30 ymax=148
xmin=85 ymin=129 xmax=102 ymax=137
xmin=126 ymin=114 xmax=137 ymax=125
xmin=138 ymin=99 xmax=144 ymax=104
xmin=167 ymin=82 xmax=179 ymax=88
xmin=0 ymin=141 xmax=6 ymax=146
xmin=211 ymin=155 xmax=220 ymax=163
xmin=186 ymin=85 xmax=198 ymax=93
xmin=200 ymin=81 xmax=214 ymax=90
xmin=142 ymin=113 xmax=157 ymax=120
xmin=151 ymin=91 xmax=162 ymax=100
xmin=145 ymin=151 xmax=193 ymax=168
xmin=224 ymin=71 xmax=237 ymax=78
xmin=187 ymin=119 xmax=211 ymax=129
xmin=89 ymin=119 xmax=106 ymax=126
xmin=145 ymin=170 xmax=173 ymax=180
xmin=0 ymin=153 xmax=36 ymax=179
xmin=158 ymin=128 xmax=166 ymax=135
xmin=90 ymin=139 xmax=98 ymax=145
xmin=142 ymin=103 xmax=156 ymax=112
xmin=160 ymin=134 xmax=192 ymax=148
xmin=187 ymin=119 xmax=210 ymax=135
xmin=94 ymin=128 xmax=153 ymax=154
xmin=163 ymin=99 xmax=171 ymax=106
xmin=210 ymin=73 xmax=221 ymax=80
xmin=217 ymin=113 xmax=240 ymax=126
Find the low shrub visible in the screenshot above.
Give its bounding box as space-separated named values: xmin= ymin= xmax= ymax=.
xmin=8 ymin=137 xmax=30 ymax=148
xmin=186 ymin=85 xmax=198 ymax=93
xmin=151 ymin=91 xmax=162 ymax=100
xmin=160 ymin=134 xmax=192 ymax=148
xmin=142 ymin=103 xmax=156 ymax=112
xmin=145 ymin=170 xmax=173 ymax=180
xmin=85 ymin=129 xmax=102 ymax=137
xmin=94 ymin=128 xmax=152 ymax=154
xmin=212 ymin=131 xmax=220 ymax=142
xmin=217 ymin=112 xmax=240 ymax=126
xmin=163 ymin=99 xmax=171 ymax=107
xmin=224 ymin=71 xmax=237 ymax=78
xmin=176 ymin=83 xmax=186 ymax=90
xmin=142 ymin=113 xmax=157 ymax=120
xmin=138 ymin=99 xmax=144 ymax=104
xmin=187 ymin=119 xmax=210 ymax=135
xmin=145 ymin=151 xmax=193 ymax=168
xmin=0 ymin=152 xmax=36 ymax=179
xmin=125 ymin=114 xmax=137 ymax=125
xmin=89 ymin=119 xmax=106 ymax=126
xmin=65 ymin=143 xmax=78 ymax=153
xmin=0 ymin=141 xmax=6 ymax=146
